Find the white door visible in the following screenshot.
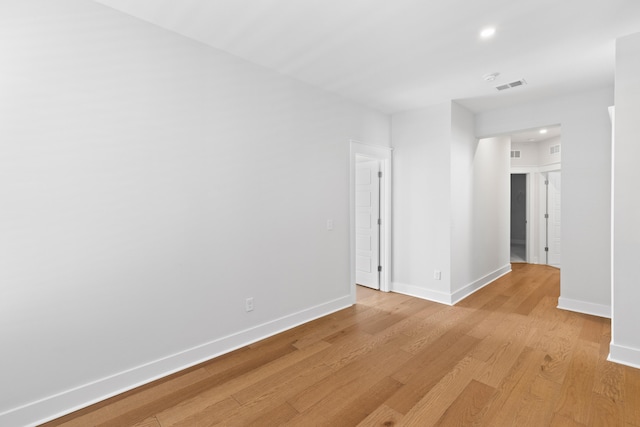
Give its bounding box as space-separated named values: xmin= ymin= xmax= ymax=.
xmin=355 ymin=159 xmax=380 ymax=289
xmin=547 ymin=171 xmax=561 ymax=267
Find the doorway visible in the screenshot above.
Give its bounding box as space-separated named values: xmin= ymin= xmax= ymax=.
xmin=508 ymin=124 xmax=562 ymax=267
xmin=349 ymin=140 xmax=392 ymax=302
xmin=510 ymin=174 xmax=527 ymax=263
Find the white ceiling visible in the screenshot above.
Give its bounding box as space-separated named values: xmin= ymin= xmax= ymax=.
xmin=93 ymin=0 xmax=640 ymax=114
xmin=510 ymin=124 xmax=561 ymax=144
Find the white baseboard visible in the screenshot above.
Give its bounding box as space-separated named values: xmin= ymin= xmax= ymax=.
xmin=391 ymin=282 xmax=453 ymax=305
xmin=1 ymin=296 xmax=352 ymax=427
xmin=609 ymin=343 xmax=640 ymax=369
xmin=450 ymin=264 xmax=512 ymax=305
xmin=391 ymin=264 xmax=512 ymax=306
xmin=557 ymin=297 xmax=611 ymax=318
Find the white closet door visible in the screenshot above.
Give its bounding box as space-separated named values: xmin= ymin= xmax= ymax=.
xmin=355 ymin=160 xmax=380 ymax=289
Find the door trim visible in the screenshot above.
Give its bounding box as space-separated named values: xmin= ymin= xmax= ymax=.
xmin=349 ymin=140 xmax=392 ymax=302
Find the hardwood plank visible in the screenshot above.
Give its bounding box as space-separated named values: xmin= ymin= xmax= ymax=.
xmin=469 ymin=313 xmax=526 ymax=361
xmin=290 ymin=376 xmax=403 ymax=426
xmin=554 ymin=340 xmax=600 ymax=425
xmin=398 ymin=356 xmax=487 ymax=425
xmin=229 ymin=350 xmax=337 ymax=406
xmin=465 ymin=303 xmax=512 ymax=340
xmin=478 ymin=346 xmax=549 ymax=425
xmin=588 ymin=392 xmax=625 ymax=427
xmin=513 ymin=278 xmax=554 ymax=316
xmin=580 ymin=314 xmax=604 ymax=343
xmin=624 ymin=366 xmax=640 ymax=425
xmin=290 ymin=305 xmax=379 ymax=349
xmin=398 ymin=293 xmax=506 ymax=360
xmin=213 ymin=364 xmax=334 ymax=426
xmin=155 ymin=396 xmax=240 ymax=427
xmin=529 ymin=318 xmax=583 ymax=384
xmin=593 ymin=357 xmax=624 ymax=403
xmin=472 ymin=317 xmax=535 ymax=388
xmin=131 ymin=417 xmax=161 ymax=427
xmin=244 ymin=402 xmax=299 ymax=427
xmin=287 ymin=334 xmax=412 ymax=414
xmin=386 ymin=335 xmax=481 ymax=414
xmin=432 ymin=379 xmax=495 ymax=426
xmin=550 ymin=413 xmax=587 ymax=427
xmin=355 ymin=404 xmax=403 ymax=427
xmin=527 ymin=376 xmax=563 ymax=426
xmin=399 ymin=306 xmax=471 ymax=354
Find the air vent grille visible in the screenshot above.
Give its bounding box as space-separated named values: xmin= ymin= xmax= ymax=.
xmin=510 ymin=150 xmax=521 ymax=158
xmin=496 ymin=79 xmax=527 ymax=91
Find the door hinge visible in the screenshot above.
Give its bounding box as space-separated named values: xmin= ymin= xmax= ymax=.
xmin=545 ymin=247 xmax=549 ymax=252
xmin=378 ymin=171 xmax=382 ymax=178
xmin=377 ymin=218 xmax=381 ymax=225
xmin=545 ymin=180 xmax=549 ymax=185
xmin=544 ymin=213 xmax=549 ymax=219
xmin=378 ymin=266 xmax=382 ymax=272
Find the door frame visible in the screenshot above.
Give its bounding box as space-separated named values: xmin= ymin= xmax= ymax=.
xmin=350 ymin=140 xmax=392 ymax=302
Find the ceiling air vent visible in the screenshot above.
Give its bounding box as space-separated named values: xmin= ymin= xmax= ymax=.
xmin=496 ymin=79 xmax=527 ymax=91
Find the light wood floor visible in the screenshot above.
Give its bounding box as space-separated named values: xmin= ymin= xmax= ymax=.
xmin=43 ymin=264 xmax=640 ymax=427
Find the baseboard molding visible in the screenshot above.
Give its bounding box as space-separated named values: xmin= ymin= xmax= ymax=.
xmin=391 ymin=265 xmax=513 ymax=306
xmin=609 ymin=343 xmax=640 ymax=369
xmin=450 ymin=264 xmax=513 ymax=305
xmin=391 ymin=282 xmax=454 ymax=305
xmin=557 ymin=297 xmax=611 ymax=318
xmin=2 ymin=296 xmax=353 ymax=427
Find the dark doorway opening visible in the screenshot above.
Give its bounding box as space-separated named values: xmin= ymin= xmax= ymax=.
xmin=511 ymin=174 xmax=527 ymax=263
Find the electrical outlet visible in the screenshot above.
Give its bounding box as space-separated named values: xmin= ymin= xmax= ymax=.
xmin=245 ymin=297 xmax=254 ymax=312
xmin=434 ymin=270 xmax=441 ymax=280
xmin=326 ymin=219 xmax=334 ymax=231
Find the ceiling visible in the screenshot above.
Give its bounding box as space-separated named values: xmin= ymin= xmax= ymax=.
xmin=510 ymin=125 xmax=561 ymax=144
xmin=93 ymin=0 xmax=640 ymax=114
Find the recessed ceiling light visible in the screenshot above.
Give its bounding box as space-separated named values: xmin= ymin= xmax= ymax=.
xmin=528 ymin=139 xmax=536 ymax=142
xmin=539 ymin=129 xmax=548 ymax=134
xmin=480 ymin=27 xmax=496 ymax=39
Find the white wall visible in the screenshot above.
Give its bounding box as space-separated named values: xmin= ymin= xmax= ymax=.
xmin=537 ymin=136 xmax=562 ymax=166
xmin=611 ymin=32 xmax=640 ymax=368
xmin=477 ymin=87 xmax=613 ymax=318
xmin=510 ymin=136 xmax=562 ymax=168
xmin=0 ymin=1 xmax=390 ymax=425
xmin=510 ymin=142 xmax=540 ymax=167
xmin=450 ymin=104 xmax=511 ymax=301
xmin=391 ymin=104 xmax=452 ymax=301
xmin=391 ymin=102 xmax=510 ymax=304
